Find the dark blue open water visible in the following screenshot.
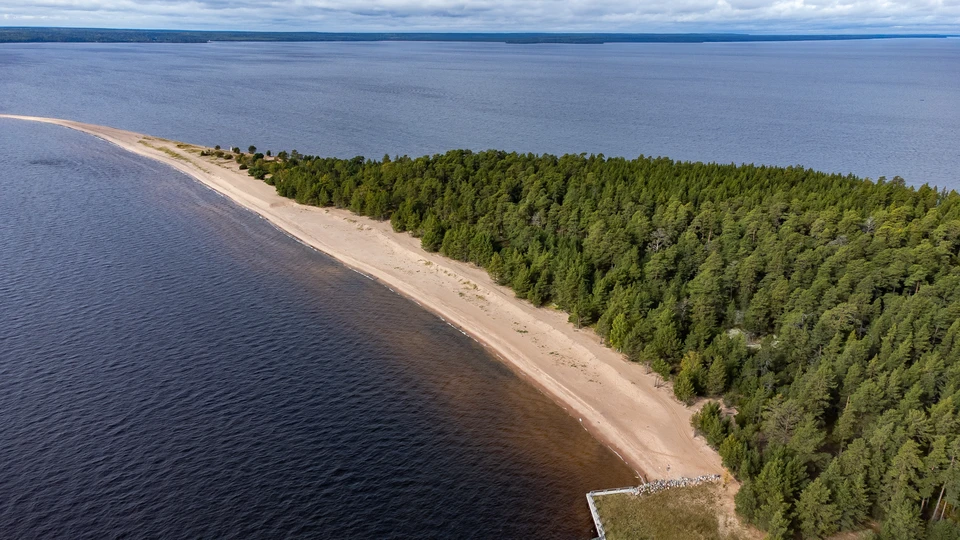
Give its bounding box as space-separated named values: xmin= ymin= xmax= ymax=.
xmin=1 ymin=39 xmax=958 ymax=538
xmin=0 ymin=39 xmax=958 ymax=188
xmin=0 ymin=120 xmax=637 ymax=538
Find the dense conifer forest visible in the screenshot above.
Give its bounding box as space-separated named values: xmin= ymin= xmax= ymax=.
xmin=237 ymin=148 xmax=960 ymax=539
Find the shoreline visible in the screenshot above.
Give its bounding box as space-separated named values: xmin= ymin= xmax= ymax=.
xmin=0 ymin=113 xmax=723 ymax=481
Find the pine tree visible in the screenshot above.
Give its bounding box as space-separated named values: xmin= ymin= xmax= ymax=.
xmin=882 ymin=493 xmax=923 ymax=540
xmin=707 ymin=355 xmax=727 ymax=396
xmin=885 ymin=439 xmax=924 ymax=511
xmin=674 ymin=371 xmax=696 ymax=404
xmin=764 ymin=505 xmax=791 ymax=540
xmin=609 ymin=313 xmax=629 ymax=352
xmin=420 ymin=214 xmax=444 ymax=252
xmin=651 ymin=357 xmax=670 ymax=388
xmin=796 ymin=478 xmax=839 ymax=539
xmin=718 ymin=434 xmax=747 ymax=475
xmin=487 ymin=252 xmax=506 ymax=284
xmin=735 ymin=480 xmax=759 ymax=523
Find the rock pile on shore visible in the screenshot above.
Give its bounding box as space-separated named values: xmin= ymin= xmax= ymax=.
xmin=631 ymin=474 xmax=721 ymax=497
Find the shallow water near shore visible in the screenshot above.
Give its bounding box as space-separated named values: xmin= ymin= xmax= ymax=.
xmin=0 ymin=119 xmax=637 ymax=538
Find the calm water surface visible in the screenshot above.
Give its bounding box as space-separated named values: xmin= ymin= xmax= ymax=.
xmin=1 ymin=39 xmax=957 ymax=538
xmin=0 ymin=39 xmax=958 ymax=188
xmin=0 ymin=120 xmax=637 ymax=538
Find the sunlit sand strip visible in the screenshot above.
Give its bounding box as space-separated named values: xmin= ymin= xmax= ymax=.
xmin=0 ymin=113 xmax=723 ymax=482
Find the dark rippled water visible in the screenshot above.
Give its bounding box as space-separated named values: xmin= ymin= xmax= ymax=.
xmin=2 ymin=38 xmax=956 ymax=538
xmin=0 ymin=119 xmax=637 ymax=538
xmin=0 ymin=39 xmax=958 ymax=189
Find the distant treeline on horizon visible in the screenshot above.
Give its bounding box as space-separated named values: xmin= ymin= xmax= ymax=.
xmin=0 ymin=27 xmax=954 ymax=44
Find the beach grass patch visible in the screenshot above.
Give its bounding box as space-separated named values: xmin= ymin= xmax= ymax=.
xmin=594 ymin=483 xmax=743 ymax=540
xmin=138 ymin=140 xmax=188 ymax=162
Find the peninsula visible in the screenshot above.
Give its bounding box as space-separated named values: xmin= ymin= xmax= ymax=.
xmin=214 ymin=130 xmax=960 ymax=539
xmin=6 ymin=113 xmax=959 ymax=538
xmin=0 ymin=114 xmax=721 ymax=482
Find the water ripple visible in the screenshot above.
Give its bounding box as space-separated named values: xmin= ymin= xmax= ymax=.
xmin=0 ymin=120 xmax=636 ymax=539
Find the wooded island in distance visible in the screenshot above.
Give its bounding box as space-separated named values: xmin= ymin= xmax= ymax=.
xmin=226 ymin=146 xmax=960 ymax=540
xmin=0 ymin=28 xmax=954 ymax=44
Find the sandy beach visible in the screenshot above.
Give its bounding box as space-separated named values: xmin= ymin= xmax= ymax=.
xmin=0 ymin=113 xmax=723 ymax=481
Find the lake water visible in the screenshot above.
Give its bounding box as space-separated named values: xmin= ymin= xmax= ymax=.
xmin=1 ymin=39 xmax=957 ymax=538
xmin=0 ymin=39 xmax=958 ymax=189
xmin=0 ymin=119 xmax=638 ymax=538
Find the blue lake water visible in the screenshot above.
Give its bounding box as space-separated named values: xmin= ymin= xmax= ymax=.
xmin=1 ymin=39 xmax=958 ymax=189
xmin=0 ymin=119 xmax=637 ymax=538
xmin=1 ymin=39 xmax=958 ymax=538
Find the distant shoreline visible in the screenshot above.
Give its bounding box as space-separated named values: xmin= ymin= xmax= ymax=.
xmin=0 ymin=28 xmax=954 ymax=45
xmin=0 ymin=113 xmax=724 ymax=482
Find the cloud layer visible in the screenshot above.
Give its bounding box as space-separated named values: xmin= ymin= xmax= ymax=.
xmin=2 ymin=0 xmax=959 ymax=33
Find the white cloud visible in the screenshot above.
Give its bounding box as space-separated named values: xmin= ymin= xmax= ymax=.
xmin=0 ymin=0 xmax=957 ymax=32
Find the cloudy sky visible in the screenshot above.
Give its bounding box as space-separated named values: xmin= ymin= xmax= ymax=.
xmin=2 ymin=0 xmax=958 ymax=33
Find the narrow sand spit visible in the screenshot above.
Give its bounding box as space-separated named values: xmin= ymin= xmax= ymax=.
xmin=1 ymin=114 xmax=723 ymax=481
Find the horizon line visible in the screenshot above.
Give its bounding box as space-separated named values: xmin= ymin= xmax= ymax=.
xmin=1 ymin=26 xmax=956 ymax=36
xmin=1 ymin=27 xmax=955 ymax=45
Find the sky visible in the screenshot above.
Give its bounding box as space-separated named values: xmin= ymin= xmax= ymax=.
xmin=1 ymin=0 xmax=958 ymax=34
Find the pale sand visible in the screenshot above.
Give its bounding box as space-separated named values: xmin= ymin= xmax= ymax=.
xmin=1 ymin=114 xmax=723 ymax=481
